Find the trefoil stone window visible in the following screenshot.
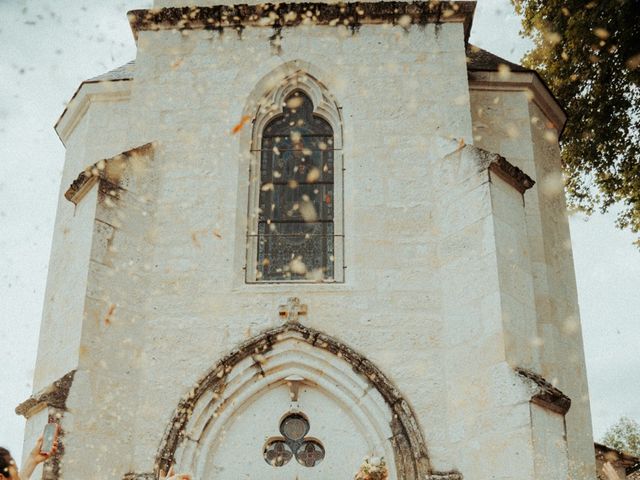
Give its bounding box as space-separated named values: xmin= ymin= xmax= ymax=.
xmin=263 ymin=413 xmax=325 ymax=467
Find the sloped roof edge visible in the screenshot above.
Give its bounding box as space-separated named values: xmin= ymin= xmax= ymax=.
xmin=87 ymin=60 xmax=136 ymax=82
xmin=54 ymin=64 xmax=134 ymax=146
xmin=466 ymin=45 xmax=567 ymax=134
xmin=466 ymin=44 xmax=530 ymax=73
xmin=595 ymin=442 xmax=640 ymax=474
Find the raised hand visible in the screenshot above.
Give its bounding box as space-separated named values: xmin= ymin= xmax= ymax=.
xmin=159 ymin=465 xmax=192 ymax=480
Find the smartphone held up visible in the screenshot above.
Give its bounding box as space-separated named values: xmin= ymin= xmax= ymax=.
xmin=40 ymin=423 xmax=59 ymax=456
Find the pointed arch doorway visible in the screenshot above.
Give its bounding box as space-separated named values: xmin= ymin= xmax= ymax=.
xmin=195 ymin=371 xmax=384 ymax=479
xmin=156 ymin=322 xmax=452 ymax=479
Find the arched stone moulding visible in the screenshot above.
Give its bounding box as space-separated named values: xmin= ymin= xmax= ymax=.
xmin=155 ymin=322 xmax=462 ymax=479
xmin=249 ymin=67 xmax=343 ymax=150
xmin=178 ymin=334 xmax=397 ymax=477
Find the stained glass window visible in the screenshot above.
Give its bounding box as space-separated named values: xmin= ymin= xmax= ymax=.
xmin=256 ymin=91 xmax=335 ymax=281
xmin=280 ymin=413 xmax=309 ymax=440
xmin=295 ymin=440 xmax=325 ymax=467
xmin=263 ymin=413 xmax=325 ymax=468
xmin=264 ymin=440 xmax=293 ymax=467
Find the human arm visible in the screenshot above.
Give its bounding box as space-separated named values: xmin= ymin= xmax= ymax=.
xmin=159 ymin=466 xmax=192 ymax=480
xmin=20 ymin=435 xmax=58 ymax=480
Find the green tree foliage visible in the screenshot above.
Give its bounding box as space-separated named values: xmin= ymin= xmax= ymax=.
xmin=512 ymin=0 xmax=640 ymax=244
xmin=602 ymin=416 xmax=640 ymax=456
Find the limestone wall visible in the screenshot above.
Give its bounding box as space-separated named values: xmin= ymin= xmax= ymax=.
xmin=528 ymin=101 xmax=595 ymax=479
xmin=469 ymin=87 xmax=596 ymax=478
xmin=24 ymin=92 xmax=135 ymax=477
xmin=32 ymin=96 xmax=133 ymax=393
xmin=122 ymin=22 xmax=475 ymax=475
xmin=28 ymin=16 xmax=594 ymax=480
xmin=64 ymin=149 xmax=159 ymax=479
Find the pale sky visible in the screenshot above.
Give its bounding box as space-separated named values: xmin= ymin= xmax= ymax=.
xmin=1 ymin=0 xmax=639 ymax=464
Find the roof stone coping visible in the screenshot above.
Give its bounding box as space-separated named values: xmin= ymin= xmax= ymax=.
xmin=127 ymin=1 xmax=477 ymax=41
xmin=86 ymin=60 xmax=136 ymax=82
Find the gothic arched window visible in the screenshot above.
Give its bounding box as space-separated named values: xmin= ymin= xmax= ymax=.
xmin=249 ymin=90 xmax=338 ymax=282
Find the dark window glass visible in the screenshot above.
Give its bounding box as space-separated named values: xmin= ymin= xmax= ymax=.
xmin=264 ymin=440 xmax=293 ymax=467
xmin=295 ymin=440 xmax=325 ymax=467
xmin=257 ymin=91 xmax=334 ymax=281
xmin=263 ymin=413 xmax=325 ymax=468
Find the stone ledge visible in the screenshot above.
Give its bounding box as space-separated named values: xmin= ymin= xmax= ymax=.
xmin=488 ymin=155 xmax=535 ymax=194
xmin=427 ymin=473 xmax=463 ymax=479
xmin=128 ymin=1 xmax=476 ymax=41
xmin=123 ymin=471 xmax=462 ymax=479
xmin=447 ymin=143 xmax=535 ymax=195
xmin=64 ymin=142 xmax=154 ymax=204
xmin=515 ymin=367 xmax=571 ymax=416
xmin=15 ymin=370 xmax=76 ymax=418
xmin=122 ymin=473 xmax=462 ymax=480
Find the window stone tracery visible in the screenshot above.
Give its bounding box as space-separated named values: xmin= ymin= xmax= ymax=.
xmin=256 ymin=91 xmax=335 ymax=281
xmin=263 ymin=413 xmax=325 ymax=468
xmin=245 ymin=71 xmax=344 ymax=283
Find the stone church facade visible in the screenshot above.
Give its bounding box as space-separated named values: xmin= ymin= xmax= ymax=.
xmin=18 ymin=1 xmax=598 ymax=478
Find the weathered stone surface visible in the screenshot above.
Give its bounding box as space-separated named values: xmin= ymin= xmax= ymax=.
xmin=24 ymin=3 xmax=596 ymax=479
xmin=15 ymin=370 xmax=76 ymax=418
xmin=470 ymin=84 xmax=596 ymax=479
xmin=516 ymin=366 xmax=572 ymax=415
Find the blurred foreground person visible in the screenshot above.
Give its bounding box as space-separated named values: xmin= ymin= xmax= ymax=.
xmin=159 ymin=466 xmax=192 ymax=480
xmin=0 ymin=436 xmax=57 ymax=480
xmin=603 ymin=461 xmax=624 ymax=480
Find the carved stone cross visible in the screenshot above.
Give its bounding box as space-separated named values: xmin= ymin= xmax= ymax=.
xmin=279 ymin=297 xmax=307 ymax=323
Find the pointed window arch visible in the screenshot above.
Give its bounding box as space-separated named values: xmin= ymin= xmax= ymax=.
xmin=246 ymin=75 xmax=344 ymax=283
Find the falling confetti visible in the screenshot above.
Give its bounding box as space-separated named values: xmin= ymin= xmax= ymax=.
xmin=231 ymin=115 xmax=251 ymax=134
xmin=289 ymin=257 xmax=307 ymax=275
xmin=306 ymin=167 xmax=321 ymax=183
